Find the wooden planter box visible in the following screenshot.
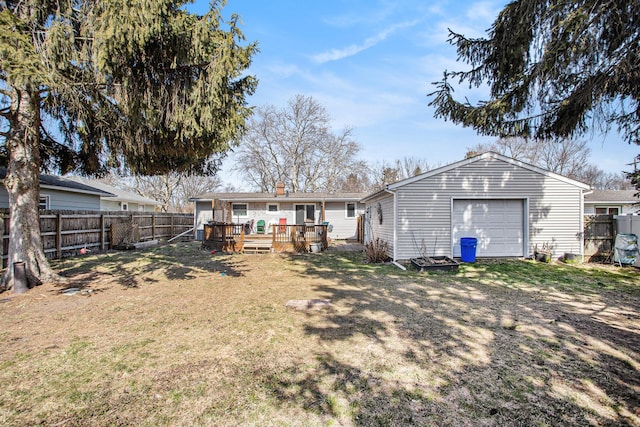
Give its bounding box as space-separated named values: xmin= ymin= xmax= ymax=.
xmin=411 ymin=256 xmax=459 ymax=272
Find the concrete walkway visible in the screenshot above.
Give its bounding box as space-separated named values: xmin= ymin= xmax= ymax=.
xmin=327 ymin=240 xmax=364 ymax=252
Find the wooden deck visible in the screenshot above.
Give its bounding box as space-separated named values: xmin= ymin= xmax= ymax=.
xmin=202 ymin=223 xmax=328 ymax=254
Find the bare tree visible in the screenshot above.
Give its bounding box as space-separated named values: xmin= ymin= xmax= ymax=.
xmin=467 ymin=137 xmax=543 ymax=163
xmin=100 ymin=172 xmax=222 ymax=212
xmin=235 ymin=95 xmax=362 ymax=192
xmin=174 ymin=175 xmax=222 ymax=212
xmin=132 ymin=174 xmax=182 ymax=212
xmin=336 ymin=171 xmax=373 ymax=193
xmin=537 ymin=140 xmax=590 ymax=178
xmin=368 ymin=157 xmax=434 ymax=190
xmin=394 ymin=157 xmax=434 ymax=179
xmin=467 ymin=137 xmax=632 ymax=189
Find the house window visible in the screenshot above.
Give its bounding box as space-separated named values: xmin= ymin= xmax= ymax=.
xmin=346 ymin=202 xmax=356 ymax=218
xmin=232 ymin=203 xmax=248 ymax=217
xmin=595 ymin=206 xmax=620 ymax=215
xmin=306 ymin=205 xmax=315 ymax=221
xmin=39 ymin=195 xmax=50 ymax=210
xmin=267 ymin=203 xmax=279 ymax=212
xmin=121 ymin=202 xmax=128 ymax=211
xmin=295 ymin=204 xmax=315 ymax=223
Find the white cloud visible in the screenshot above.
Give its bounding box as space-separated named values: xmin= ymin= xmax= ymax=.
xmin=322 ymin=2 xmax=398 ymax=28
xmin=466 ymin=1 xmax=501 ymax=22
xmin=265 ymin=63 xmax=301 ymax=78
xmin=311 ymin=19 xmax=421 ymax=64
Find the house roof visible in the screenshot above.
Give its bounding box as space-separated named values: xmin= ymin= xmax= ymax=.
xmin=584 ymin=189 xmax=638 ymax=204
xmin=361 ymin=152 xmax=591 ymax=202
xmin=65 ymin=177 xmax=161 ymax=206
xmin=390 ymin=152 xmax=591 ymax=190
xmin=190 ymin=191 xmax=368 ymax=203
xmin=0 ymin=168 xmax=114 ymax=197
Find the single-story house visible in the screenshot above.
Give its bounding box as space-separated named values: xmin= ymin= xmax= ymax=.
xmin=190 ymin=184 xmax=367 ymax=241
xmin=65 ymin=177 xmax=161 ymax=212
xmin=0 ymin=168 xmax=113 ymax=211
xmin=584 ymin=189 xmax=638 ymax=215
xmin=361 ymin=152 xmax=591 ymax=261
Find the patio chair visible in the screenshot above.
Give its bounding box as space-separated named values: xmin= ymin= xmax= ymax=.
xmin=256 ymin=219 xmax=266 ymax=234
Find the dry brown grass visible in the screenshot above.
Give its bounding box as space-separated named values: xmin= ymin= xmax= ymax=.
xmin=0 ymin=242 xmax=639 ymax=426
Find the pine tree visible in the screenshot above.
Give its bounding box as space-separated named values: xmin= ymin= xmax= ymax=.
xmin=0 ymin=0 xmax=257 ymax=291
xmin=429 ymin=0 xmax=639 ymax=181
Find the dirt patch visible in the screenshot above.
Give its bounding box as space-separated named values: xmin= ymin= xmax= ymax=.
xmin=285 ymin=299 xmax=331 ymax=310
xmin=0 ymin=243 xmax=638 ymax=426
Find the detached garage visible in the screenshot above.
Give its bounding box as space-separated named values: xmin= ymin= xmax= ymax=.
xmin=362 ymin=152 xmax=591 ymax=261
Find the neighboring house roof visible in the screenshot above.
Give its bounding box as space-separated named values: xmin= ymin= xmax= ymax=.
xmin=190 ymin=191 xmax=368 ymax=203
xmin=584 ymin=189 xmax=638 ymax=204
xmin=0 ymin=167 xmax=113 ymax=197
xmin=361 ymin=151 xmax=591 ymax=202
xmin=65 ymin=177 xmax=161 ymax=206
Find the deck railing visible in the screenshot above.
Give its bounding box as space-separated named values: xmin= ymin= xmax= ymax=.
xmin=272 ymin=224 xmax=328 ymax=253
xmin=204 ymin=222 xmax=328 ymax=253
xmin=203 ymin=223 xmax=245 ymax=252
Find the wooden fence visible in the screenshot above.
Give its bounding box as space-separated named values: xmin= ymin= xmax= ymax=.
xmin=583 ymin=214 xmax=616 ymax=262
xmin=0 ymin=210 xmax=193 ymax=266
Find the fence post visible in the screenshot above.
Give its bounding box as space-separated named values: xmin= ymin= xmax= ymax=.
xmin=56 ymin=212 xmax=62 ymax=259
xmin=152 ymin=213 xmax=156 ymax=240
xmin=170 ymin=214 xmax=174 ymax=239
xmin=100 ymin=214 xmax=106 ymax=251
xmin=0 ymin=214 xmax=4 ymax=269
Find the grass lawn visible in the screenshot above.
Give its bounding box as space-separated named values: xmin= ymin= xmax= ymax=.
xmin=0 ymin=242 xmax=639 ymax=426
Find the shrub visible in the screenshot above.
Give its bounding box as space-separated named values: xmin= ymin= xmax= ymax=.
xmin=364 ymin=238 xmax=390 ymax=263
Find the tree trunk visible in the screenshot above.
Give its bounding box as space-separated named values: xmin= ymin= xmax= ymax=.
xmin=1 ymin=88 xmax=59 ymax=291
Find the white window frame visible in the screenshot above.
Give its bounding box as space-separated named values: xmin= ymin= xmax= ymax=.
xmin=266 ymin=203 xmax=279 ymax=213
xmin=595 ymin=206 xmax=620 ymax=215
xmin=345 ymin=202 xmax=357 ymax=219
xmin=121 ymin=202 xmax=129 ymax=211
xmin=232 ymin=203 xmax=248 ymax=217
xmin=39 ymin=195 xmax=50 ymax=210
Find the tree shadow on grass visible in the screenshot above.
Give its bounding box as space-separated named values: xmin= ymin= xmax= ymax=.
xmin=52 ymin=241 xmax=247 ymax=290
xmin=262 ymin=252 xmax=640 ymax=426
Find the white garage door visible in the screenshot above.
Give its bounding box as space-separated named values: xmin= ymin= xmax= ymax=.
xmin=452 ymin=199 xmax=524 ymax=257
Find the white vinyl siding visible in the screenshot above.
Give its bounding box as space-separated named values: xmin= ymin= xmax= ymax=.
xmin=365 ymin=193 xmax=395 ymax=258
xmin=193 ymin=199 xmax=366 ymax=240
xmin=393 ymin=157 xmax=584 ymax=260
xmin=324 ymin=201 xmax=363 ymax=239
xmin=101 ymin=200 xmax=156 ymax=212
xmin=32 ymin=188 xmax=101 ymax=211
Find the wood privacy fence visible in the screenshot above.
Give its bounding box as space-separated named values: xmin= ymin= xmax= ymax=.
xmin=583 ymin=215 xmax=616 ymax=262
xmin=0 ymin=210 xmax=193 ymax=266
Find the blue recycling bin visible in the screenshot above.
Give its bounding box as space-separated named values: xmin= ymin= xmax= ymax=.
xmin=460 ymin=237 xmax=478 ymax=262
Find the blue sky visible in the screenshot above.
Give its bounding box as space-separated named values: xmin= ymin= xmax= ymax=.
xmin=189 ymin=0 xmax=638 ymax=188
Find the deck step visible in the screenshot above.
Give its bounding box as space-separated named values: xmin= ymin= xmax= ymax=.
xmin=243 ymin=240 xmax=272 ymax=254
xmin=244 ymin=246 xmax=271 ymax=254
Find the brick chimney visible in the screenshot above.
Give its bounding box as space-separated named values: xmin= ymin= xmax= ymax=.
xmin=276 ymin=182 xmax=285 ymax=196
